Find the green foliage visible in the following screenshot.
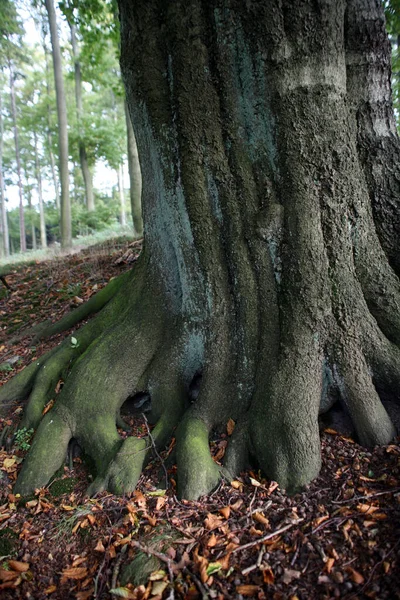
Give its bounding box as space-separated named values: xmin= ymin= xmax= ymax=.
xmin=385 ymin=0 xmax=400 ymax=128
xmin=71 ymin=197 xmax=121 ymax=236
xmin=70 ymin=336 xmax=80 ymax=348
xmin=14 ymin=428 xmax=34 ymax=452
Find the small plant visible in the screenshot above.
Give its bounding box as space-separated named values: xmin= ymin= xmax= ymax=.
xmin=70 ymin=336 xmax=80 ymax=349
xmin=14 ymin=428 xmax=34 ymax=452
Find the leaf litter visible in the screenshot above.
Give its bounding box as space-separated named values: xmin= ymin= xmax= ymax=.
xmin=0 ymin=238 xmax=399 ymax=599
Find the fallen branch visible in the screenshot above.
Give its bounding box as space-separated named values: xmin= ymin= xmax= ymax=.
xmin=231 ymin=519 xmax=303 ymax=554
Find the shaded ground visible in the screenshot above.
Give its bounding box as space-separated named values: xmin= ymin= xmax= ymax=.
xmin=0 ymin=239 xmax=399 ymax=600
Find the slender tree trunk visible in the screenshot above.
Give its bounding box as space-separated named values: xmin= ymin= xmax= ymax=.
xmin=45 ymin=0 xmax=71 ymax=249
xmin=69 ymin=22 xmax=95 ymax=212
xmin=117 ymin=164 xmax=126 ymax=227
xmin=23 ymin=164 xmax=36 ymax=251
xmin=124 ymin=100 xmax=143 ymax=237
xmin=0 ymin=91 xmax=9 ymax=257
xmin=48 ymin=142 xmax=60 ymax=211
xmin=34 ymin=131 xmax=47 ymax=249
xmin=9 ymin=61 xmax=26 ymax=253
xmin=23 ymin=166 xmax=35 ymax=251
xmin=43 ymin=36 xmax=60 ymax=211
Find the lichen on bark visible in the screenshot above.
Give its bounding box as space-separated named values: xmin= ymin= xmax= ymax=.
xmin=1 ymin=0 xmax=400 ymax=501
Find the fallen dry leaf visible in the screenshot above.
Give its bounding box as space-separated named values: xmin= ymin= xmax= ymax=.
xmin=94 ymin=540 xmax=105 ymax=552
xmin=44 ymin=584 xmax=57 ymax=594
xmin=8 ymin=560 xmax=29 ymax=573
xmin=253 ymin=511 xmax=270 ymax=528
xmin=236 ymin=584 xmax=261 ymax=596
xmin=325 ymin=557 xmax=335 ymax=573
xmin=227 ymin=418 xmax=235 ymax=435
xmin=0 ymin=568 xmax=20 ymax=582
xmin=262 ymin=566 xmax=275 ymax=585
xmin=230 ymin=480 xmax=243 ymax=490
xmin=345 ymin=567 xmax=364 ymax=585
xmin=219 ymin=506 xmax=230 ymax=519
xmin=204 ymin=513 xmax=222 ymax=530
xmin=61 ymin=567 xmax=88 ymax=581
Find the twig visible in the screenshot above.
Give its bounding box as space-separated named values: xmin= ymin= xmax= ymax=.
xmin=183 ymin=567 xmax=209 ymax=600
xmin=111 ymin=545 xmax=127 ymax=593
xmin=131 ymin=540 xmax=176 ymax=583
xmin=142 ymin=413 xmax=169 ymax=489
xmin=231 ymin=519 xmax=303 ymax=554
xmin=331 ymin=488 xmax=400 ymax=504
xmin=348 ymin=539 xmax=400 ymax=600
xmin=242 ymin=548 xmax=265 ymax=575
xmin=94 ymin=512 xmax=114 ymax=599
xmin=311 ymin=515 xmax=349 ymax=535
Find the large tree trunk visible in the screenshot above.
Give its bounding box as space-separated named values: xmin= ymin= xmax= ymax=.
xmin=124 ymin=100 xmax=143 ymax=237
xmin=45 ymin=0 xmax=71 ymax=249
xmin=9 ymin=61 xmax=26 ymax=253
xmin=0 ymin=92 xmax=10 ymax=258
xmin=3 ymin=0 xmax=400 ymax=501
xmin=69 ymin=22 xmax=95 ymax=212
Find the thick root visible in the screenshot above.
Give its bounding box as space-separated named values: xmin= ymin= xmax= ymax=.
xmin=176 ymin=415 xmax=221 ymax=500
xmin=250 ymin=334 xmax=323 ymax=494
xmin=337 ymin=341 xmax=395 ymax=446
xmin=14 ymin=406 xmax=73 ymax=495
xmin=87 ymin=436 xmax=147 ymax=496
xmin=28 ymin=272 xmax=130 ymax=342
xmin=0 ymin=349 xmax=58 ymax=417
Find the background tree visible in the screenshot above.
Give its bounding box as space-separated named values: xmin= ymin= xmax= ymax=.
xmin=63 ymin=4 xmax=95 ymax=211
xmin=1 ymin=0 xmax=28 ymax=252
xmin=125 ymin=100 xmax=142 ymax=237
xmin=45 ymin=0 xmax=71 ymax=249
xmin=385 ymin=0 xmax=400 ymax=127
xmin=0 ymin=78 xmax=10 ymax=257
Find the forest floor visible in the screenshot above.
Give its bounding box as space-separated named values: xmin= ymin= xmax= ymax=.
xmin=0 ymin=238 xmax=399 ymax=600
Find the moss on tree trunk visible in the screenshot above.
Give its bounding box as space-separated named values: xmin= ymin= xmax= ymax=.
xmin=1 ymin=0 xmax=400 ymax=500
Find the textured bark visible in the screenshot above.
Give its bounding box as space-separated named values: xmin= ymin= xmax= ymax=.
xmin=45 ymin=0 xmax=71 ymax=248
xmin=2 ymin=0 xmax=400 ymax=500
xmin=125 ymin=100 xmax=143 ymax=237
xmin=9 ymin=61 xmax=26 ymax=253
xmin=70 ymin=22 xmax=95 ymax=212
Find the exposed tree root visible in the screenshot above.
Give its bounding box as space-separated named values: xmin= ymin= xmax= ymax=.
xmin=19 ymin=271 xmax=130 ymax=344
xmin=2 ymin=228 xmax=400 ymax=501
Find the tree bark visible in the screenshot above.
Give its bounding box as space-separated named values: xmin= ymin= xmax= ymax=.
xmin=9 ymin=61 xmax=26 ymax=253
xmin=69 ymin=22 xmax=95 ymax=212
xmin=3 ymin=0 xmax=400 ymax=501
xmin=45 ymin=0 xmax=71 ymax=249
xmin=0 ymin=91 xmax=10 ymax=257
xmin=34 ymin=131 xmax=47 ymax=249
xmin=124 ymin=100 xmax=143 ymax=237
